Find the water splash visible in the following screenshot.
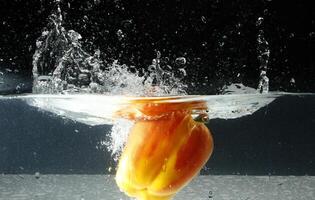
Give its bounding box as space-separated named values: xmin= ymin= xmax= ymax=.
xmin=143 ymin=51 xmax=187 ymax=96
xmin=31 ymin=3 xmax=187 ymax=159
xmin=32 ymin=2 xmax=186 ymax=96
xmin=256 ymin=17 xmax=270 ymax=93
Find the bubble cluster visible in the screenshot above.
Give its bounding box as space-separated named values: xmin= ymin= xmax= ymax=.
xmin=105 ymin=119 xmax=134 ymax=161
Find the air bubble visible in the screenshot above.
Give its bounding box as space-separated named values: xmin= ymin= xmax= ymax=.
xmin=175 ymin=57 xmax=186 ymax=66
xmin=35 ymin=172 xmax=40 ymax=179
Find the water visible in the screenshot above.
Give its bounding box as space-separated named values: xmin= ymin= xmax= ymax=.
xmin=0 ymin=93 xmax=315 ymax=199
xmin=0 ymin=92 xmax=297 ymax=160
xmin=0 ymin=175 xmax=314 ymax=200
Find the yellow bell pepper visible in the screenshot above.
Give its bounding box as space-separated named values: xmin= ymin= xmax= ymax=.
xmin=115 ymin=100 xmax=214 ymax=200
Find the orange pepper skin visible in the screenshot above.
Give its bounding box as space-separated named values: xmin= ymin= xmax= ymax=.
xmin=115 ymin=110 xmax=213 ymax=200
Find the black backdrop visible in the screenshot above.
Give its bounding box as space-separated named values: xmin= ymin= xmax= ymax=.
xmin=0 ymin=0 xmax=314 ymax=93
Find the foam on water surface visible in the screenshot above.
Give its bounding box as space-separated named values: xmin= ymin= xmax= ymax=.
xmin=1 ymin=92 xmax=312 ymax=126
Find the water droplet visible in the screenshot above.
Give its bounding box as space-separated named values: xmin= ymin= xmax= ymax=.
xmin=5 ymin=68 xmax=12 ymax=73
xmin=116 ymin=29 xmax=125 ymax=41
xmin=175 ymin=57 xmax=186 ymax=66
xmin=94 ymin=0 xmax=101 ymax=5
xmin=178 ymin=68 xmax=187 ymax=78
xmin=68 ymin=30 xmax=82 ymax=42
xmin=256 ymin=17 xmax=264 ymax=26
xmin=289 ymin=33 xmax=295 ymax=38
xmin=201 ymin=16 xmax=207 ymax=24
xmin=257 ymin=71 xmax=269 ymax=93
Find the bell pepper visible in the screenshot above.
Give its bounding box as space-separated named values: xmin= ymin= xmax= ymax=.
xmin=115 ymin=100 xmax=214 ymax=200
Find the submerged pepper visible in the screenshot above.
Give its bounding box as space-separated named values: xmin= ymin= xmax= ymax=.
xmin=115 ymin=100 xmax=214 ymax=200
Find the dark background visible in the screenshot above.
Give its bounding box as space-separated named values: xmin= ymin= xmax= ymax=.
xmin=0 ymin=95 xmax=314 ymax=175
xmin=0 ymin=0 xmax=314 ymax=94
